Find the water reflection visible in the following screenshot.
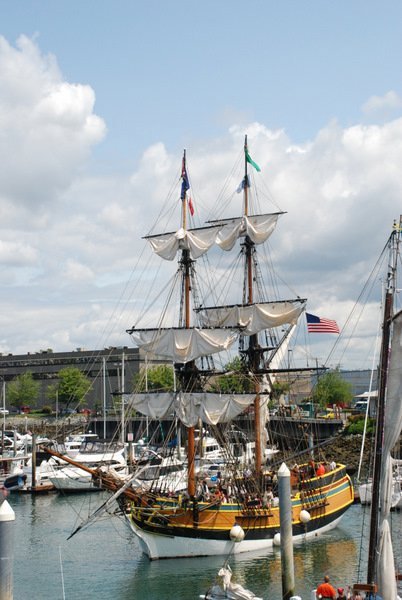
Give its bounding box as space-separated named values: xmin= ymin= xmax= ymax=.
xmin=7 ymin=495 xmax=401 ymax=600
xmin=124 ymin=525 xmax=358 ymax=599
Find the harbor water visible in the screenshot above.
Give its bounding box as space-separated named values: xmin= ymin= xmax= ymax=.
xmin=8 ymin=492 xmax=402 ymax=600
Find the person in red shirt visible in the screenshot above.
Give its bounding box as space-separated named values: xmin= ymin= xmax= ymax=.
xmin=316 ymin=575 xmax=336 ymax=599
xmin=316 ymin=463 xmax=326 ymax=477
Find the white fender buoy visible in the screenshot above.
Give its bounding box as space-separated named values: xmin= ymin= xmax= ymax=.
xmin=273 ymin=532 xmax=281 ymax=546
xmin=229 ymin=524 xmax=245 ymax=542
xmin=300 ymin=509 xmax=311 ymax=524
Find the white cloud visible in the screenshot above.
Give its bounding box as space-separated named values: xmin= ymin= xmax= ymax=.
xmin=0 ymin=35 xmax=106 ymax=208
xmin=62 ymin=259 xmax=95 ymax=283
xmin=1 ymin=35 xmax=402 ymax=370
xmin=362 ymin=90 xmax=402 ymax=115
xmin=0 ymin=240 xmax=38 ymax=265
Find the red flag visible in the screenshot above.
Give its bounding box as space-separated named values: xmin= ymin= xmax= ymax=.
xmin=188 ymin=197 xmax=194 ymax=216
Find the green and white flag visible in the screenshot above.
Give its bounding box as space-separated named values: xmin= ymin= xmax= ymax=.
xmin=245 ymin=149 xmax=261 ymax=172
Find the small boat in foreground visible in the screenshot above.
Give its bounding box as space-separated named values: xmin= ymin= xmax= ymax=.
xmin=202 ymin=564 xmax=263 ymax=600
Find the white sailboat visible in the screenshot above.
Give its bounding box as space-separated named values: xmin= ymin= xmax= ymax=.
xmin=352 ymin=219 xmax=402 ymax=600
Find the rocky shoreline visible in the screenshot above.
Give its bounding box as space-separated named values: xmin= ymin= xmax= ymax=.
xmin=318 ymin=432 xmax=372 ymax=477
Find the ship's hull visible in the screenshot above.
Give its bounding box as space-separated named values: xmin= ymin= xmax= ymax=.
xmin=122 ymin=465 xmax=354 ymax=559
xmin=126 ymin=508 xmax=347 ymax=559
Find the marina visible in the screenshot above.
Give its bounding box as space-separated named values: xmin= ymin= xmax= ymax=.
xmin=1 ymin=148 xmax=401 ymax=597
xmin=1 ymin=4 xmax=402 ymax=599
xmin=6 ymin=492 xmax=402 ymax=600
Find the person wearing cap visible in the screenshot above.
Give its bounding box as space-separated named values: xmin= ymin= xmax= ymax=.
xmin=336 ymin=587 xmax=347 ymax=600
xmin=316 ymin=575 xmax=336 ymax=599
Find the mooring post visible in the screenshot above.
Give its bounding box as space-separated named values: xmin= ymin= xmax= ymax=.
xmin=278 ymin=462 xmax=295 ymax=600
xmin=0 ymin=496 xmax=15 ymax=600
xmin=31 ymin=433 xmax=36 ymax=491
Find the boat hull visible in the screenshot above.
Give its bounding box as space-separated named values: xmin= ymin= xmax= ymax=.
xmin=125 ymin=508 xmax=347 ymax=559
xmin=48 ymin=468 xmax=100 ymax=492
xmin=358 ymin=478 xmax=402 ymax=508
xmin=122 ymin=465 xmax=354 ymax=559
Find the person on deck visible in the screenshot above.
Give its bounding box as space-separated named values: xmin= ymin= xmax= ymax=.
xmin=316 ymin=463 xmax=326 ymax=477
xmin=316 ymin=575 xmax=336 ymax=599
xmin=336 ymin=587 xmax=347 ymax=600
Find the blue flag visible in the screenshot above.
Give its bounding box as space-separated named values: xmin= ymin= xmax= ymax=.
xmin=181 ymin=158 xmax=190 ymax=200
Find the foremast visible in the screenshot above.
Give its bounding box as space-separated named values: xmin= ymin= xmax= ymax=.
xmin=179 ymin=149 xmax=196 ymax=498
xmin=128 ymin=151 xmax=240 ymax=500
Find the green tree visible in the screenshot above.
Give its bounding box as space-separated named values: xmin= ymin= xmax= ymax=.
xmin=7 ymin=371 xmax=40 ymax=410
xmin=210 ymin=356 xmax=253 ymax=393
xmin=271 ymin=381 xmax=290 ymax=401
xmin=46 ymin=367 xmax=91 ymax=409
xmin=312 ymin=368 xmax=352 ymax=408
xmin=133 ymin=364 xmax=174 ymax=392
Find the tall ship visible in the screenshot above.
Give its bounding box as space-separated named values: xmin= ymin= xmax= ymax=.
xmin=61 ymin=137 xmax=354 ymax=559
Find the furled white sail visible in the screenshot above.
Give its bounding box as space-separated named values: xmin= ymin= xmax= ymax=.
xmin=198 ymin=301 xmax=305 ymax=335
xmin=213 ymin=214 xmax=280 ymax=251
xmin=127 ymin=392 xmax=255 ymax=427
xmin=175 ymin=392 xmax=255 ymax=427
xmin=146 ymin=226 xmax=219 ymax=261
xmin=377 ymin=309 xmax=402 ymax=599
xmin=130 ymin=328 xmax=237 ymax=363
xmin=127 ymin=392 xmax=174 ymax=420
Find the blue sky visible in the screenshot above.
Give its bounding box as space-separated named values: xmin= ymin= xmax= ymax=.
xmin=3 ymin=1 xmax=401 ymax=164
xmin=1 ymin=1 xmax=402 ymax=370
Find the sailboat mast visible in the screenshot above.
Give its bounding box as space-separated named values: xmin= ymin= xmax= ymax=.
xmin=366 ymin=218 xmax=401 ymax=585
xmin=181 ymin=150 xmax=196 ymax=498
xmin=243 ymin=135 xmax=262 ymax=474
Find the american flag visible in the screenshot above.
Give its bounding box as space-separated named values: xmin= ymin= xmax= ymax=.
xmin=306 ymin=313 xmax=340 ymax=334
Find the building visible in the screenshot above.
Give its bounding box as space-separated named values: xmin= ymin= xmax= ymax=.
xmin=0 ymin=346 xmax=379 ymax=414
xmin=0 ymin=347 xmax=140 ymax=411
xmin=340 ymin=369 xmax=378 ymax=399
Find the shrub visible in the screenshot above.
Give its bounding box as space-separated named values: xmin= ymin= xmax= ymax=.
xmin=344 ymin=415 xmax=375 ymax=435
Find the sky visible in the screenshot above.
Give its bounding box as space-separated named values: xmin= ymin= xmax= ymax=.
xmin=1 ymin=1 xmax=402 ymax=372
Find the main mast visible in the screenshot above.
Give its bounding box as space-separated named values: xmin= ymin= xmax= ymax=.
xmin=243 ymin=135 xmax=262 ymax=474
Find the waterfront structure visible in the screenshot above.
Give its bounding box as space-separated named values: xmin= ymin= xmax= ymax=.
xmin=0 ymin=347 xmax=139 ymax=411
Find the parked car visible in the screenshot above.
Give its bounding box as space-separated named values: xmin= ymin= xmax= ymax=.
xmin=0 ymin=408 xmax=9 ymax=415
xmin=354 ymin=400 xmax=368 ymax=413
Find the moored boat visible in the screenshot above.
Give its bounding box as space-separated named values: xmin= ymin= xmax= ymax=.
xmin=104 ymin=139 xmax=353 ymax=558
xmin=54 ymin=138 xmax=354 ymax=560
xmin=350 ymin=220 xmax=402 ymax=600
